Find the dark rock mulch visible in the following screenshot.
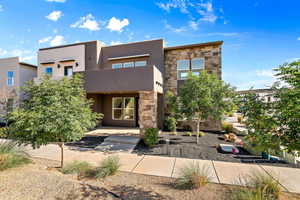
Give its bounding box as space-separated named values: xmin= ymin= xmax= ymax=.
xmin=133 ymin=131 xmax=300 ymax=168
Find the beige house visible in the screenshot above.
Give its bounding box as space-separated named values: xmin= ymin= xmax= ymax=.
xmin=0 ymin=57 xmax=37 ymax=116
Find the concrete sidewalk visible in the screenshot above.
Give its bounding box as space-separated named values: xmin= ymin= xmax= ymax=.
xmin=25 ymin=143 xmax=300 ymax=194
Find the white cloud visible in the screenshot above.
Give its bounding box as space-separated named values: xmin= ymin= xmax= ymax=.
xmin=256 ymin=69 xmax=275 ymax=78
xmin=46 ymin=11 xmax=63 ymax=21
xmin=189 ymin=20 xmax=198 ymax=30
xmin=38 ymin=36 xmax=52 ymax=44
xmin=205 ymin=32 xmax=239 ymax=37
xmin=164 ymin=22 xmax=186 ymax=33
xmin=0 ymin=48 xmax=7 ymax=56
xmin=106 ymin=17 xmax=129 ymax=32
xmin=71 ymin=14 xmax=100 ymax=31
xmin=21 ymin=56 xmax=35 ymax=62
xmin=46 ymin=0 xmax=66 ymax=2
xmin=297 ymin=37 xmax=300 ymax=41
xmin=50 ymin=35 xmax=65 ymax=46
xmin=157 ymin=0 xmax=190 ymax=13
xmin=110 ymin=41 xmax=123 ymax=45
xmin=197 ymin=1 xmax=217 ymax=23
xmin=0 ymin=5 xmax=3 ymax=12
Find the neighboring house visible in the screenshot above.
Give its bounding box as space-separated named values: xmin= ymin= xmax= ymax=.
xmin=37 ymin=39 xmax=223 ymax=132
xmin=237 ymin=88 xmax=275 ymax=103
xmin=0 ymin=57 xmax=37 ymax=116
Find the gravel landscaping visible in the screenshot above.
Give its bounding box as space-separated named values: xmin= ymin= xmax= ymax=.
xmin=133 ymin=131 xmax=300 ymax=168
xmin=0 ymin=158 xmax=299 ymax=200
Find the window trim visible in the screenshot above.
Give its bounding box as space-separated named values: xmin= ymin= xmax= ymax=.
xmin=7 ymin=71 xmax=14 ymax=86
xmin=112 ymin=97 xmax=135 ymax=121
xmin=177 ymin=58 xmax=205 ymax=80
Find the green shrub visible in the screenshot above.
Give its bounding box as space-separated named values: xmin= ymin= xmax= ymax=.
xmin=176 ymin=163 xmax=211 ymax=189
xmin=197 ymin=131 xmax=206 ymax=137
xmin=94 ymin=156 xmax=120 ymax=179
xmin=222 ymin=121 xmax=234 ymax=133
xmin=0 ymin=141 xmax=31 ymax=171
xmin=61 ymin=160 xmax=92 ymax=175
xmin=232 ymin=172 xmax=281 ymax=200
xmin=186 ymin=132 xmax=193 ymax=137
xmin=0 ymin=127 xmax=9 ymax=138
xmin=237 ymin=116 xmax=243 ymax=123
xmin=164 ymin=117 xmax=177 ymax=132
xmin=144 ymin=128 xmax=159 ymax=147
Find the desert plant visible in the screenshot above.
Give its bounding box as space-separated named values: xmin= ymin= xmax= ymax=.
xmin=186 ymin=132 xmax=193 ymax=137
xmin=197 ymin=131 xmax=206 ymax=137
xmin=222 ymin=121 xmax=234 ymax=133
xmin=144 ymin=128 xmax=159 ymax=147
xmin=175 ymin=163 xmax=211 ymax=189
xmin=61 ymin=160 xmax=92 ymax=175
xmin=237 ymin=116 xmax=243 ymax=123
xmin=0 ymin=141 xmax=31 ymax=171
xmin=94 ymin=156 xmax=121 ymax=179
xmin=232 ymin=172 xmax=281 ymax=200
xmin=0 ymin=127 xmax=9 ymax=138
xmin=164 ymin=117 xmax=177 ymax=132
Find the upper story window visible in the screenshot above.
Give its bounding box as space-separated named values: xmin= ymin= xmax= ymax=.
xmin=45 ymin=67 xmax=53 ymax=76
xmin=7 ymin=71 xmax=14 ymax=86
xmin=64 ymin=66 xmax=73 ymax=77
xmin=177 ymin=58 xmax=205 ymax=80
xmin=123 ymin=62 xmax=134 ymax=68
xmin=112 ymin=60 xmax=147 ymax=69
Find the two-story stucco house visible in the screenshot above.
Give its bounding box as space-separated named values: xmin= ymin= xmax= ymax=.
xmin=37 ymin=39 xmax=223 ymax=132
xmin=0 ymin=57 xmax=37 ymax=116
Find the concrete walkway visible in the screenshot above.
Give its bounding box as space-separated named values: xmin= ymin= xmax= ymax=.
xmin=23 ymin=143 xmax=300 ymax=194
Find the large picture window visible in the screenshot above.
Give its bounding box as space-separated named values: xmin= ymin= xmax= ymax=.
xmin=112 ymin=97 xmax=135 ymax=120
xmin=177 ymin=58 xmax=205 ymax=80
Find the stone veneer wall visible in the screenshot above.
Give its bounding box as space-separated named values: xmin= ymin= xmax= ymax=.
xmin=164 ymin=44 xmax=222 ymax=131
xmin=138 ymin=91 xmax=157 ymax=135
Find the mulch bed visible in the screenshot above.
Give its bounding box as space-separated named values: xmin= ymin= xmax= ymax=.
xmin=133 ymin=131 xmax=300 ymax=168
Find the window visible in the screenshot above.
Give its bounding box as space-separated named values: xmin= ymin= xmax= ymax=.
xmin=7 ymin=71 xmax=14 ymax=86
xmin=6 ymin=98 xmax=14 ymax=112
xmin=112 ymin=97 xmax=135 ymax=120
xmin=135 ymin=61 xmax=147 ymax=67
xmin=64 ymin=66 xmax=73 ymax=77
xmin=112 ymin=63 xmax=123 ymax=69
xmin=123 ymin=62 xmax=134 ymax=68
xmin=177 ymin=58 xmax=205 ymax=80
xmin=45 ymin=67 xmax=53 ymax=76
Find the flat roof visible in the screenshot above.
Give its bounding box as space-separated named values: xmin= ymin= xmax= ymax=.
xmin=19 ymin=62 xmax=37 ymax=68
xmin=164 ymin=41 xmax=223 ymax=51
xmin=39 ymin=40 xmax=98 ymax=51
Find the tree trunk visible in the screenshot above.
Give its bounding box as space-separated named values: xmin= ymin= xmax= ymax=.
xmin=58 ymin=142 xmax=64 ymax=168
xmin=196 ymin=120 xmax=200 ymax=144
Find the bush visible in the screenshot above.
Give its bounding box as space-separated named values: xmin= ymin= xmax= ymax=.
xmin=0 ymin=141 xmax=31 ymax=171
xmin=61 ymin=160 xmax=92 ymax=175
xmin=144 ymin=128 xmax=159 ymax=147
xmin=222 ymin=121 xmax=234 ymax=133
xmin=232 ymin=172 xmax=281 ymax=200
xmin=186 ymin=132 xmax=193 ymax=137
xmin=0 ymin=127 xmax=9 ymax=138
xmin=237 ymin=116 xmax=243 ymax=123
xmin=164 ymin=117 xmax=177 ymax=132
xmin=94 ymin=156 xmax=121 ymax=179
xmin=197 ymin=131 xmax=206 ymax=137
xmin=176 ymin=163 xmax=211 ymax=189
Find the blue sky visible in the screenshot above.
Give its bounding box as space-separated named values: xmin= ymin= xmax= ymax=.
xmin=0 ymin=0 xmax=299 ymax=90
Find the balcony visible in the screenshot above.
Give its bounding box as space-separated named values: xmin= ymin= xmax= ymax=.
xmin=84 ymin=65 xmax=163 ymax=93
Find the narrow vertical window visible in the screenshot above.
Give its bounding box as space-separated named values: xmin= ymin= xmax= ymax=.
xmin=64 ymin=66 xmax=73 ymax=77
xmin=7 ymin=71 xmax=14 ymax=86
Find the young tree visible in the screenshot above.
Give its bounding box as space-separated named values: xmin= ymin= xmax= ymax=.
xmin=274 ymin=60 xmax=300 ymax=152
xmin=7 ymin=74 xmax=102 ymax=167
xmin=165 ymin=90 xmax=180 ymax=132
xmin=179 ymin=71 xmax=235 ymax=144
